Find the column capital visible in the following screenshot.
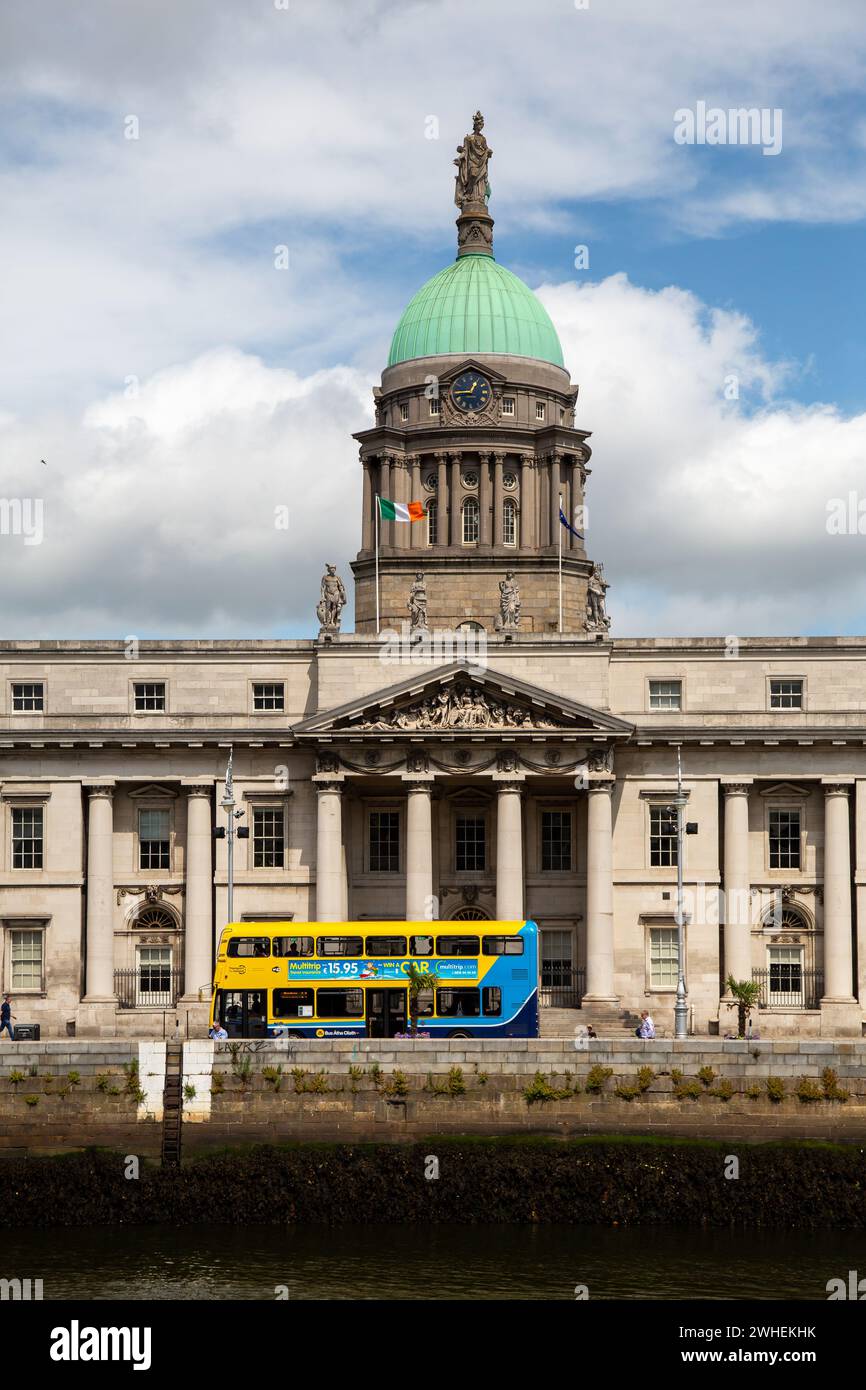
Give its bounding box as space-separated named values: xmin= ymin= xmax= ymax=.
xmin=493 ymin=450 xmax=506 ymax=464
xmin=722 ymin=781 xmax=752 ymax=797
xmin=315 ymin=780 xmax=344 ymax=796
xmin=494 ymin=778 xmax=525 ymax=794
xmin=478 ymin=450 xmax=491 ymax=464
xmin=182 ymin=782 xmax=214 ymax=797
xmin=587 ymin=779 xmax=615 ymax=796
xmin=402 ymin=778 xmax=435 ymax=791
xmin=85 ymin=783 xmax=115 ymax=800
xmin=823 ymin=781 xmax=853 ymax=796
xmin=520 ymin=453 xmax=535 ymax=467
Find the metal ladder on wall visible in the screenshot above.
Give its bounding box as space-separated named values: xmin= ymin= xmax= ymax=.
xmin=161 ymin=1041 xmax=183 ymax=1167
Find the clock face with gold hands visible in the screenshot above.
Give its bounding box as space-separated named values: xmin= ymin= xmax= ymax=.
xmin=450 ymin=371 xmax=491 ymax=412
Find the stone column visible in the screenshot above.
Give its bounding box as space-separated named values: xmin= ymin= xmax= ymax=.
xmin=409 ymin=455 xmax=423 ymax=550
xmin=570 ymin=459 xmax=585 ymax=551
xmin=520 ymin=455 xmax=535 ymax=548
xmin=405 ymin=781 xmax=434 ymax=920
xmin=722 ymin=783 xmax=752 ymax=987
xmin=316 ymin=782 xmax=344 ymax=922
xmin=83 ymin=785 xmax=116 ymax=1000
xmin=436 ymin=452 xmax=448 ymax=548
xmin=379 ymin=455 xmax=391 ymax=548
xmin=584 ymin=782 xmax=617 ymax=1002
xmin=539 ymin=464 xmax=550 ymax=547
xmin=183 ymin=784 xmax=213 ymax=999
xmin=449 ymin=453 xmax=462 ymax=546
xmin=479 ymin=452 xmax=492 ymax=547
xmin=361 ymin=459 xmax=373 ymax=552
xmin=493 ymin=452 xmax=505 ymax=547
xmin=495 ymin=781 xmax=524 ymax=920
xmin=823 ymin=783 xmax=856 ymax=1001
xmin=549 ymin=452 xmax=562 ymax=552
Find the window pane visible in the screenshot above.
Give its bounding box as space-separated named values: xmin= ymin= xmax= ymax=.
xmin=369 ymin=811 xmax=399 ymax=872
xmin=541 ymin=810 xmax=572 ymax=871
xmin=462 ymin=498 xmax=479 ymax=544
xmin=427 ymin=501 xmax=438 ymax=545
xmin=410 ymin=934 xmax=434 ymax=956
xmin=456 ymin=815 xmax=485 ymax=871
xmin=769 ymin=679 xmax=803 ymax=709
xmin=436 ymin=935 xmax=479 ymax=957
xmin=10 ymin=929 xmax=42 ymax=989
xmin=12 ymin=808 xmax=43 ymax=869
xmin=272 ymin=988 xmax=315 ymax=1018
xmin=318 ymin=936 xmax=363 ymax=957
xmin=649 ymin=806 xmax=677 ymax=867
xmin=365 ymin=936 xmax=407 ymax=956
xmin=134 ymin=682 xmax=166 ymax=711
xmin=12 ymin=683 xmax=44 ymax=712
xmin=482 ymin=936 xmax=524 ymax=956
xmin=227 ymin=937 xmax=270 ymax=958
xmin=482 ymin=986 xmax=502 ymax=1016
xmin=139 ymin=809 xmax=169 ymax=870
xmin=649 ymin=680 xmax=682 ymax=711
xmin=436 ymin=987 xmax=480 ymax=1017
xmin=649 ymin=927 xmax=679 ymax=988
xmin=769 ymin=809 xmax=801 ymax=869
xmin=253 ymin=807 xmax=285 ymax=868
xmin=316 ymin=987 xmax=364 ymax=1017
xmin=503 ymin=499 xmax=517 ymax=546
xmin=253 ymin=683 xmax=285 ymax=711
xmin=272 ymin=936 xmax=314 ymax=958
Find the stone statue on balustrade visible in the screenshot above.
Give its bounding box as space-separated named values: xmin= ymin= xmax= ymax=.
xmin=316 ymin=564 xmax=347 ymax=635
xmin=585 ymin=563 xmax=611 ymax=634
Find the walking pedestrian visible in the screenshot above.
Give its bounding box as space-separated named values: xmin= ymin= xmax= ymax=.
xmin=0 ymin=994 xmax=15 ymax=1040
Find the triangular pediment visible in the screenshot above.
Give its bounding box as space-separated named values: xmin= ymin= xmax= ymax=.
xmin=292 ymin=662 xmax=633 ymax=739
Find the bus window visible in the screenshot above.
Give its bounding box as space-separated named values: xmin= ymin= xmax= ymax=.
xmin=227 ymin=937 xmax=270 ymax=958
xmin=436 ymin=987 xmax=481 ymax=1017
xmin=318 ymin=936 xmax=363 ymax=958
xmin=316 ymin=987 xmax=364 ymax=1018
xmin=409 ymin=935 xmax=434 ymax=957
xmin=415 ymin=987 xmax=434 ymax=1017
xmin=483 ymin=986 xmax=502 ymax=1016
xmin=436 ymin=935 xmax=480 ymax=957
xmin=273 ymin=988 xmax=315 ymax=1018
xmin=482 ymin=935 xmax=524 ymax=956
xmin=366 ymin=935 xmax=407 ymax=957
xmin=273 ymin=936 xmax=314 ymax=958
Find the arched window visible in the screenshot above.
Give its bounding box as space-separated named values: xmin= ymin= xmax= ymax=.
xmin=503 ymin=498 xmax=518 ymax=547
xmin=451 ymin=907 xmax=489 ymax=921
xmin=427 ymin=500 xmax=438 ymax=546
xmin=462 ymin=497 xmax=479 ymax=545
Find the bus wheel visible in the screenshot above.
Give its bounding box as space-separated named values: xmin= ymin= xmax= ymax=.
xmin=449 ymin=1030 xmax=472 ymax=1039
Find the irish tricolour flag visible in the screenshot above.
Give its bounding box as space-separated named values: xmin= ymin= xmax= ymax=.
xmin=377 ymin=496 xmax=424 ymax=523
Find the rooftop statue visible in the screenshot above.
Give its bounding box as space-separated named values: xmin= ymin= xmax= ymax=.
xmin=454 ymin=111 xmax=492 ymax=210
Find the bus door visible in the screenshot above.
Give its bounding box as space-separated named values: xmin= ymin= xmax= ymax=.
xmin=219 ymin=989 xmax=267 ymax=1038
xmin=366 ymin=987 xmax=407 ymax=1039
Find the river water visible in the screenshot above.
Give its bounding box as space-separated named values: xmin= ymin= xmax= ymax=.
xmin=6 ymin=1224 xmax=866 ymax=1299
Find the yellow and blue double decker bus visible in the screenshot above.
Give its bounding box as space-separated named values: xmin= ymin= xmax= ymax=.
xmin=211 ymin=919 xmax=538 ymax=1039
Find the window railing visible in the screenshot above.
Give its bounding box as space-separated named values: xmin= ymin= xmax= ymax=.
xmin=114 ymin=968 xmax=183 ymax=1010
xmin=751 ymin=968 xmax=823 ymax=1011
xmin=540 ymin=966 xmax=585 ymax=1009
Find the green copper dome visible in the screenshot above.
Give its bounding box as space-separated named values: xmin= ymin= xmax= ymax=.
xmin=388 ymin=254 xmax=564 ymax=369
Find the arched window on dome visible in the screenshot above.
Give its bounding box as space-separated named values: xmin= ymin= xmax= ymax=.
xmin=426 ymin=500 xmax=438 ymax=546
xmin=462 ymin=497 xmax=479 ymax=545
xmin=503 ymin=498 xmax=518 ymax=547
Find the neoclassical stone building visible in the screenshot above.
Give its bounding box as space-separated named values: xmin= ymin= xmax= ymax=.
xmin=2 ymin=119 xmax=865 ymax=1039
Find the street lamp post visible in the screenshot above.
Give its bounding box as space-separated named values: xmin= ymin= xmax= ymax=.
xmin=672 ymin=745 xmax=689 ymax=1040
xmin=219 ymin=748 xmax=245 ymax=927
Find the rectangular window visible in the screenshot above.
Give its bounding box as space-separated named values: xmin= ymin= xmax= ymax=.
xmin=429 ymin=397 xmax=440 ymax=416
xmin=535 ymin=401 xmax=545 ymax=421
xmin=436 ymin=934 xmax=480 ymax=957
xmin=482 ymin=985 xmax=502 ymax=1016
xmin=137 ymin=946 xmax=173 ymax=1005
xmin=369 ymin=810 xmax=400 ymax=872
xmin=482 ymin=935 xmax=524 ymax=956
xmin=316 ymin=987 xmax=364 ymax=1018
xmin=769 ymin=678 xmax=803 ymax=710
xmin=139 ymin=808 xmax=170 ymax=869
xmin=253 ymin=807 xmax=285 ymax=868
xmin=12 ymin=682 xmax=44 ymax=712
xmin=502 ymin=397 xmax=515 ymax=416
xmin=455 ymin=815 xmax=485 ymax=872
xmin=769 ymin=808 xmax=801 ymax=869
xmin=541 ymin=810 xmax=572 ymax=871
xmin=252 ymin=682 xmax=285 ymax=711
xmin=649 ymin=679 xmax=682 ymax=711
xmin=272 ymin=935 xmax=314 ymax=958
xmin=768 ymin=946 xmax=803 ymax=1006
xmin=365 ymin=935 xmax=407 ymax=956
xmin=272 ymin=987 xmax=315 ymax=1018
xmin=9 ymin=928 xmax=43 ymax=989
xmin=649 ymin=805 xmax=678 ymax=867
xmin=436 ymin=987 xmax=481 ymax=1017
xmin=12 ymin=807 xmax=43 ymax=869
xmin=134 ymin=682 xmax=166 ymax=711
xmin=400 ymin=402 xmax=409 ymax=422
xmin=226 ymin=936 xmax=270 ymax=958
xmin=318 ymin=936 xmax=363 ymax=957
xmin=415 ymin=986 xmax=434 ymax=1017
xmin=427 ymin=502 xmax=438 ymax=546
xmin=649 ymin=926 xmax=679 ymax=989
xmin=409 ymin=934 xmax=434 ymax=956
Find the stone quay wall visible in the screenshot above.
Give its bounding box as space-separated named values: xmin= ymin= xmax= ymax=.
xmin=2 ymin=1038 xmax=866 ymax=1157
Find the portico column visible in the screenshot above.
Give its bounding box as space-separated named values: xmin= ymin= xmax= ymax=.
xmin=584 ymin=782 xmax=617 ymax=1001
xmin=479 ymin=452 xmax=492 ymax=547
xmin=83 ymin=784 xmax=116 ymax=1000
xmin=436 ymin=452 xmax=448 ymax=548
xmin=409 ymin=455 xmax=423 ymax=550
xmin=823 ymin=783 xmax=856 ymax=1001
xmin=449 ymin=452 xmax=462 ymax=546
xmin=493 ymin=452 xmax=505 ymax=547
xmin=405 ymin=781 xmax=434 ymax=920
xmin=722 ymin=782 xmax=752 ymax=986
xmin=570 ymin=460 xmax=585 ymax=551
xmin=549 ymin=452 xmax=562 ymax=551
xmin=361 ymin=459 xmax=373 ymax=551
xmin=183 ymin=784 xmax=213 ymax=999
xmin=379 ymin=455 xmax=392 ymax=548
xmin=520 ymin=455 xmax=535 ymax=548
xmin=316 ymin=782 xmax=344 ymax=922
xmin=495 ymin=781 xmax=524 ymax=920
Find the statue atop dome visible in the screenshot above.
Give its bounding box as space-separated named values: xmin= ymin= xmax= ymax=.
xmin=454 ymin=111 xmax=492 ymax=210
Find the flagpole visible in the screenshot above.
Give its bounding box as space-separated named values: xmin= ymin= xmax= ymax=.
xmin=375 ymin=498 xmax=380 ymax=635
xmin=558 ymin=492 xmax=563 ymax=635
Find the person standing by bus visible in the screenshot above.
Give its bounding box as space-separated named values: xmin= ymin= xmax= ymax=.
xmin=0 ymin=994 xmax=15 ymax=1040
